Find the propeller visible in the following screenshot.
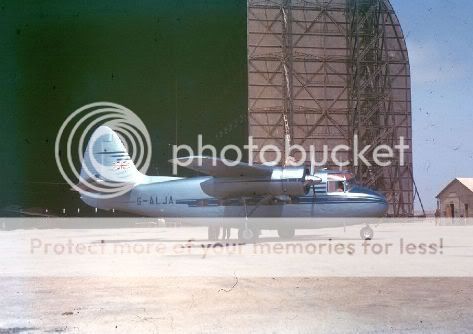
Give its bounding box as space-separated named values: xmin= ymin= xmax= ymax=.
xmin=303 ymin=174 xmax=322 ymax=197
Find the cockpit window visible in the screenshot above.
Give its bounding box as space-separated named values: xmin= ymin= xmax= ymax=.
xmin=328 ymin=180 xmax=345 ymax=193
xmin=345 ymin=179 xmax=356 ymax=191
xmin=326 ymin=172 xmax=356 ymax=193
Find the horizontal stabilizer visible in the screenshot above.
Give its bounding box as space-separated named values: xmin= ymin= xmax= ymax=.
xmin=73 ymin=177 xmax=133 ymax=193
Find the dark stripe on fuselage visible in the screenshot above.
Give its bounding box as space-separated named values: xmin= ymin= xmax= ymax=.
xmin=213 ymin=178 xmax=305 ymax=184
xmin=174 ymin=195 xmax=385 ymax=207
xmin=95 ymin=151 xmax=127 ymax=155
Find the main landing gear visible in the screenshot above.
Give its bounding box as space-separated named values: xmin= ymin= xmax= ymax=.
xmin=238 ymin=197 xmax=259 ymax=243
xmin=277 ymin=227 xmax=295 ymax=239
xmin=208 ymin=226 xmax=220 ymax=241
xmin=238 ymin=227 xmax=258 ymax=243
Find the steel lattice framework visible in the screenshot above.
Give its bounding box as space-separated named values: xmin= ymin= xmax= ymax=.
xmin=247 ymin=0 xmax=415 ymax=216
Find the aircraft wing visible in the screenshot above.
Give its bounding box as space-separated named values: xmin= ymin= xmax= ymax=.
xmin=171 ymin=156 xmax=319 ymax=199
xmin=170 ymin=156 xmax=274 ymax=178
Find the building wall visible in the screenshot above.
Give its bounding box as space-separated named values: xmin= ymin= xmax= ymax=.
xmin=0 ymin=1 xmax=248 ymax=212
xmin=438 ymin=181 xmax=473 ymax=217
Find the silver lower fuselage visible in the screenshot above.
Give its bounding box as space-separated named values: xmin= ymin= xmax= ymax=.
xmin=81 ymin=176 xmax=388 ymax=224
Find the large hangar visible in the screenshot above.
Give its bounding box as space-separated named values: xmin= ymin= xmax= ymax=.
xmin=247 ymin=0 xmax=415 ymax=216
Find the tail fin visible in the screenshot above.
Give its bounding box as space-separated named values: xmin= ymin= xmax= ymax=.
xmin=80 ymin=126 xmax=142 ymax=185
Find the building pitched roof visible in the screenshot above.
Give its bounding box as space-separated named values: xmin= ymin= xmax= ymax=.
xmin=437 ymin=178 xmax=473 ymax=198
xmin=457 ymin=178 xmax=473 ymax=193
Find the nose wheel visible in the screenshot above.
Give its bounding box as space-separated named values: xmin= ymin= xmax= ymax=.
xmin=360 ymin=226 xmax=374 ymax=240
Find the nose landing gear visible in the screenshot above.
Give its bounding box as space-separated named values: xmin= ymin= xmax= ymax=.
xmin=360 ymin=226 xmax=374 ymax=240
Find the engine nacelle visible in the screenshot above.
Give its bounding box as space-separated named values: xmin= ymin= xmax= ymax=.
xmin=267 ymin=166 xmax=308 ymax=197
xmin=200 ymin=166 xmax=318 ymax=199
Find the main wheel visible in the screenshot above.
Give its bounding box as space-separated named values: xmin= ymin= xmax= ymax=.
xmin=278 ymin=227 xmax=295 ymax=239
xmin=208 ymin=226 xmax=219 ymax=241
xmin=238 ymin=228 xmax=257 ymax=243
xmin=360 ymin=226 xmax=374 ymax=240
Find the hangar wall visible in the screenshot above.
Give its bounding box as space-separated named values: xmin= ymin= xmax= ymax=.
xmin=247 ymin=0 xmax=414 ymax=216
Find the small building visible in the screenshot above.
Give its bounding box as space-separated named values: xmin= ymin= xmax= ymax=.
xmin=436 ymin=178 xmax=473 ymax=217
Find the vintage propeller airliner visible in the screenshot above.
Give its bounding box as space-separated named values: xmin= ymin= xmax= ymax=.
xmin=78 ymin=126 xmax=388 ymax=242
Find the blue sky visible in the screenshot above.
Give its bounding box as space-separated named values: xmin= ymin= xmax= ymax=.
xmin=391 ymin=0 xmax=473 ymax=211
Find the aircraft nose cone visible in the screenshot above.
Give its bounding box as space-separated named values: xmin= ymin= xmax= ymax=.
xmin=348 ymin=186 xmax=388 ymax=217
xmin=373 ymin=191 xmax=389 ymax=215
xmin=373 ymin=191 xmax=387 ymax=203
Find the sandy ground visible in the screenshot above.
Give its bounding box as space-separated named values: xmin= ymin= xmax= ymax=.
xmin=1 ymin=220 xmax=472 ymax=277
xmin=0 ymin=277 xmax=472 ymax=333
xmin=1 ymin=221 xmax=473 ymax=333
